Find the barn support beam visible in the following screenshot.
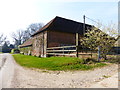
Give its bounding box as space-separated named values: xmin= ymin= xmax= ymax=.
xmin=76 ymin=33 xmax=79 ymax=57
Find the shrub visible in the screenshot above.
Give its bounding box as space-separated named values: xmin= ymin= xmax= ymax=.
xmin=11 ymin=49 xmax=20 ymax=54
xmin=83 ymin=58 xmax=97 ymax=64
xmin=11 ymin=49 xmax=14 ymax=54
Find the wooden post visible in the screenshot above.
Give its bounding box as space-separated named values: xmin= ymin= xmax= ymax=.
xmin=53 ymin=48 xmax=55 ymax=56
xmin=83 ymin=15 xmax=85 ymax=35
xmin=42 ymin=32 xmax=44 ymax=57
xmin=98 ymin=46 xmax=101 ymax=62
xmin=83 ymin=15 xmax=86 ymax=53
xmin=76 ymin=33 xmax=79 ymax=57
xmin=63 ymin=47 xmax=64 ymax=56
xmin=76 ymin=46 xmax=79 ymax=57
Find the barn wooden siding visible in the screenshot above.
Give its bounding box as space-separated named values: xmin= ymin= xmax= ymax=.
xmin=47 ymin=30 xmax=76 ymax=47
xmin=31 ymin=30 xmax=82 ymax=57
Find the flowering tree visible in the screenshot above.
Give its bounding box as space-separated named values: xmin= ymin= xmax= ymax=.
xmin=80 ymin=25 xmax=119 ymax=61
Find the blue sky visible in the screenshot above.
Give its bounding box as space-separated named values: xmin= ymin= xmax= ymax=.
xmin=0 ymin=0 xmax=118 ymax=43
xmin=37 ymin=2 xmax=117 ymax=25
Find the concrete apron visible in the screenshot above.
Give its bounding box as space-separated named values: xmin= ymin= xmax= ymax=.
xmin=0 ymin=54 xmax=15 ymax=89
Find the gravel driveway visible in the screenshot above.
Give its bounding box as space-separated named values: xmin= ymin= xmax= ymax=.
xmin=0 ymin=54 xmax=3 ymax=68
xmin=10 ymin=55 xmax=118 ymax=88
xmin=0 ymin=54 xmax=14 ymax=89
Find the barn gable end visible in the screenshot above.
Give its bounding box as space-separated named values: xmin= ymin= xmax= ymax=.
xmin=20 ymin=16 xmax=92 ymax=57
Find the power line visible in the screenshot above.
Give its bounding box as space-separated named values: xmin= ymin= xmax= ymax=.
xmin=84 ymin=15 xmax=118 ymax=37
xmin=85 ymin=16 xmax=99 ymax=24
xmin=84 ymin=15 xmax=106 ymax=27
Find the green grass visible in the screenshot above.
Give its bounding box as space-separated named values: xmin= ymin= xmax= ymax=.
xmin=13 ymin=54 xmax=107 ymax=71
xmin=102 ymin=75 xmax=111 ymax=78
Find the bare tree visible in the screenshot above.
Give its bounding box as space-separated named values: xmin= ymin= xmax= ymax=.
xmin=12 ymin=29 xmax=24 ymax=48
xmin=28 ymin=23 xmax=43 ymax=35
xmin=23 ymin=23 xmax=44 ymax=42
xmin=12 ymin=23 xmax=44 ymax=48
xmin=0 ymin=34 xmax=6 ymax=45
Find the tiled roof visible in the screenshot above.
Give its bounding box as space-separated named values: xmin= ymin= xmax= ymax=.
xmin=19 ymin=38 xmax=33 ymax=48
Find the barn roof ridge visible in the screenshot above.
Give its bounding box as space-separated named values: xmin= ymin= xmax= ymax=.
xmin=32 ymin=16 xmax=92 ymax=36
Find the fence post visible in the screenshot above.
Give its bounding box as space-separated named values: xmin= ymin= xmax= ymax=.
xmin=76 ymin=46 xmax=79 ymax=57
xmin=53 ymin=48 xmax=55 ymax=56
xmin=98 ymin=46 xmax=101 ymax=62
xmin=63 ymin=47 xmax=64 ymax=56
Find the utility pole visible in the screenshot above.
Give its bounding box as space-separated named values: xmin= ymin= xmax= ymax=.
xmin=83 ymin=15 xmax=86 ymax=53
xmin=83 ymin=15 xmax=85 ymax=35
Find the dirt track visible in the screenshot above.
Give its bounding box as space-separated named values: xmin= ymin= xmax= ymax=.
xmin=0 ymin=54 xmax=14 ymax=89
xmin=9 ymin=54 xmax=118 ymax=88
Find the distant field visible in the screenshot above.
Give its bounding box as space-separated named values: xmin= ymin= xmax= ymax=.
xmin=13 ymin=54 xmax=107 ymax=71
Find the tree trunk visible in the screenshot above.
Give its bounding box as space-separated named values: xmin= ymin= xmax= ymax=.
xmin=91 ymin=50 xmax=92 ymax=58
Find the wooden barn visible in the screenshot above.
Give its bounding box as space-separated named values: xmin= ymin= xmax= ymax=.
xmin=19 ymin=16 xmax=92 ymax=57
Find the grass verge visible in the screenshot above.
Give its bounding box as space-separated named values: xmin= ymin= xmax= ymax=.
xmin=13 ymin=54 xmax=107 ymax=71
